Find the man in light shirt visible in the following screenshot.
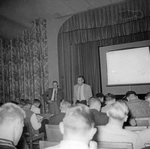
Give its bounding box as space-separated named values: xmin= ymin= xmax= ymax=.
xmin=73 ymin=76 xmax=92 ymax=105
xmin=96 ymin=101 xmax=143 ymax=149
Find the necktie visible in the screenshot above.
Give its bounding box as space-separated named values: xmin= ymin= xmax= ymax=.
xmin=78 ymin=86 xmax=81 ymax=101
xmin=54 ymin=89 xmax=57 ymax=101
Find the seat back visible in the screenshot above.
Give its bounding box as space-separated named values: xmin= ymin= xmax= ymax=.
xmin=45 ymin=124 xmax=63 ymax=142
xmin=39 ymin=141 xmax=59 ymax=149
xmin=145 ymin=143 xmax=150 ymax=147
xmin=97 ymin=141 xmax=133 ymax=149
xmin=135 ymin=117 xmax=150 ymax=126
xmin=124 ymin=126 xmax=147 ymax=132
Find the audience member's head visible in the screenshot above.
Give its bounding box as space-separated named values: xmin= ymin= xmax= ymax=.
xmin=9 ymin=100 xmax=19 ymax=105
xmin=18 ymin=99 xmax=25 ymax=108
xmin=107 ymin=101 xmax=129 ymax=126
xmin=0 ymin=102 xmax=3 ymax=107
xmin=105 ymin=93 xmax=116 ymax=104
xmin=33 ymin=99 xmax=41 ymax=108
xmin=89 ymin=97 xmax=101 ymax=112
xmin=59 ymin=104 xmax=96 ymax=144
xmin=77 ymin=76 xmax=85 ymax=86
xmin=95 ymin=93 xmax=105 ymax=103
xmin=23 ymin=99 xmax=32 ymax=109
xmin=52 ymin=81 xmax=58 ymax=89
xmin=0 ymin=103 xmax=26 ymax=145
xmin=145 ymin=92 xmax=150 ymax=102
xmin=60 ymin=100 xmax=71 ymax=113
xmin=125 ymin=91 xmax=138 ymax=101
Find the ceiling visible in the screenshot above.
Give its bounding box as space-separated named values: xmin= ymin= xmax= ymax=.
xmin=0 ymin=0 xmax=124 ymax=39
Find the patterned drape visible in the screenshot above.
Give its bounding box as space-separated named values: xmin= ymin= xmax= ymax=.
xmin=0 ymin=19 xmax=49 ymax=112
xmin=58 ymin=0 xmax=150 ymax=101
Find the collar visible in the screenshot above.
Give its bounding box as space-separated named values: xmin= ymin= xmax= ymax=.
xmin=59 ymin=140 xmax=89 ymax=149
xmin=0 ymin=138 xmax=16 ymax=149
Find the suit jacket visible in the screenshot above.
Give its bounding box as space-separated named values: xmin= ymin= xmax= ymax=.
xmin=42 ymin=88 xmax=64 ymax=106
xmin=73 ymin=83 xmax=92 ymax=104
xmin=90 ymin=109 xmax=109 ymax=126
xmin=49 ymin=112 xmax=65 ymax=125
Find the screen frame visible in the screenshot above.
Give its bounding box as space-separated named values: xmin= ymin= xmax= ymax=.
xmin=105 ymin=46 xmax=150 ymax=86
xmin=99 ymin=40 xmax=150 ymax=95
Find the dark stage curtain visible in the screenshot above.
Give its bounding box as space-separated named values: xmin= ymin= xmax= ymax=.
xmin=58 ymin=0 xmax=150 ymax=101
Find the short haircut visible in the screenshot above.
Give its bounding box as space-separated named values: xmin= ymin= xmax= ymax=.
xmin=63 ymin=104 xmax=94 ymax=134
xmin=24 ymin=99 xmax=32 ymax=107
xmin=95 ymin=93 xmax=104 ymax=98
xmin=145 ymin=92 xmax=150 ymax=99
xmin=9 ymin=100 xmax=19 ymax=105
xmin=125 ymin=91 xmax=137 ymax=98
xmin=108 ymin=101 xmax=129 ymax=121
xmin=0 ymin=103 xmax=26 ymax=125
xmin=52 ymin=81 xmax=58 ymax=84
xmin=105 ymin=93 xmax=116 ymax=101
xmin=89 ymin=97 xmax=101 ymax=107
xmin=78 ymin=76 xmax=84 ymax=81
xmin=60 ymin=100 xmax=71 ymax=109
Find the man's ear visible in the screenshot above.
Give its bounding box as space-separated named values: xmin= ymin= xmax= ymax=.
xmin=89 ymin=128 xmax=97 ymax=140
xmin=59 ymin=122 xmax=64 ymax=135
xmin=124 ymin=115 xmax=128 ymax=122
xmin=106 ymin=111 xmax=109 ymax=117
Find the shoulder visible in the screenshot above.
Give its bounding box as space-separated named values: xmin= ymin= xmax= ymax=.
xmin=74 ymin=84 xmax=78 ymax=88
xmin=83 ymin=84 xmax=91 ymax=89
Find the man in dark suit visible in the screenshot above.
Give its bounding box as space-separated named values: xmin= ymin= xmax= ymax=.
xmin=49 ymin=100 xmax=71 ymax=125
xmin=89 ymin=97 xmax=108 ymax=126
xmin=42 ymin=81 xmax=64 ymax=115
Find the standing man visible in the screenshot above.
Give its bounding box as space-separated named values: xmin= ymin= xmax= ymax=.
xmin=42 ymin=81 xmax=64 ymax=115
xmin=73 ymin=76 xmax=92 ymax=105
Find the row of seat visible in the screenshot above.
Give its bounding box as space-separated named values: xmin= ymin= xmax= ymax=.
xmin=25 ymin=123 xmax=150 ymax=149
xmin=39 ymin=140 xmax=150 ymax=149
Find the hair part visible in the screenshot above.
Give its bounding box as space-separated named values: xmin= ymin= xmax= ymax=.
xmin=63 ymin=104 xmax=94 ymax=135
xmin=107 ymin=101 xmax=129 ymax=121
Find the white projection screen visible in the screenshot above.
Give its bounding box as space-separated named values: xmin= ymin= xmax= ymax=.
xmin=106 ymin=47 xmax=150 ymax=85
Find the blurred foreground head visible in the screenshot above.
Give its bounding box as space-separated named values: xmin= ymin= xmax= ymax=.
xmin=0 ymin=103 xmax=26 ymax=145
xmin=59 ymin=104 xmax=97 ymax=144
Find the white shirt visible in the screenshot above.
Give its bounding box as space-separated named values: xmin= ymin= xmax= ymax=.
xmin=31 ymin=105 xmax=40 ymax=114
xmin=77 ymin=84 xmax=85 ymax=101
xmin=51 ymin=88 xmax=57 ymax=101
xmin=30 ymin=113 xmax=41 ymax=130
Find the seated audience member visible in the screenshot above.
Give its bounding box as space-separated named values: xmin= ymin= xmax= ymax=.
xmin=0 ymin=103 xmax=25 ymax=149
xmin=49 ymin=100 xmax=71 ymax=125
xmin=101 ymin=93 xmax=116 ymax=113
xmin=31 ymin=99 xmax=41 ymax=114
xmin=46 ymin=104 xmax=97 ymax=149
xmin=139 ymin=127 xmax=150 ymax=148
xmin=96 ymin=101 xmax=143 ymax=149
xmin=22 ymin=100 xmax=41 ymax=133
xmin=95 ymin=93 xmax=105 ymax=107
xmin=126 ymin=91 xmax=150 ymax=118
xmin=89 ymin=97 xmax=108 ymax=126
